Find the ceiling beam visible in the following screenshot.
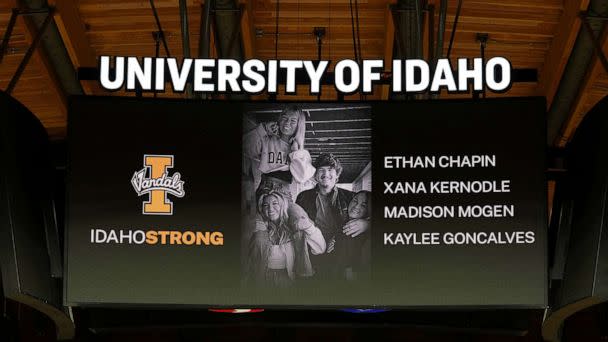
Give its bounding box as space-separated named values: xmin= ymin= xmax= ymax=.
xmin=18 ymin=13 xmax=67 ymax=117
xmin=421 ymin=0 xmax=434 ymax=62
xmin=215 ymin=0 xmax=246 ymax=99
xmin=536 ymin=0 xmax=590 ymax=108
xmin=239 ymin=0 xmax=255 ymax=59
xmin=381 ymin=3 xmax=395 ymax=100
xmin=49 ymin=0 xmax=103 ymax=95
xmin=210 ymin=19 xmax=218 ymax=58
xmin=49 ymin=0 xmax=95 ymax=69
xmin=556 ymin=26 xmax=608 ymax=147
xmin=18 ymin=0 xmax=83 ymax=97
xmin=239 ymin=0 xmax=265 ymax=100
xmin=199 ymin=0 xmax=212 ymax=58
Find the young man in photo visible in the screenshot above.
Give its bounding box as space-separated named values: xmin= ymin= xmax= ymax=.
xmin=296 ymin=153 xmax=370 ymax=280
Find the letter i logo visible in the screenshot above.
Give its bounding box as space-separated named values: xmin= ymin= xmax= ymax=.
xmin=131 ymin=154 xmax=186 ymax=215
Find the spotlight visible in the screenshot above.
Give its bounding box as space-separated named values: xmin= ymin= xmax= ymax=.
xmin=340 ymin=308 xmax=390 ymax=314
xmin=208 ymin=308 xmax=264 ymax=314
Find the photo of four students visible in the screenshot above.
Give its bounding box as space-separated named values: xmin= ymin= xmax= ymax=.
xmin=242 ymin=104 xmax=372 ymax=289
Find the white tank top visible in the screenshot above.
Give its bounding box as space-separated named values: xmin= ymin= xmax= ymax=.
xmin=267 ymin=244 xmax=287 ymax=269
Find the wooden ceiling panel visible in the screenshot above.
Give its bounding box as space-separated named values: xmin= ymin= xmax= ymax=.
xmin=441 ymin=21 xmax=558 ymax=38
xmin=437 ymin=0 xmax=562 ymax=102
xmin=2 ymin=0 xmax=604 ymax=143
xmin=446 ymin=50 xmax=548 ymax=67
xmin=0 ymin=5 xmax=67 ymax=139
xmin=78 ymin=0 xmax=201 ymax=12
xmin=440 ymin=82 xmax=539 ymax=99
xmin=251 ymin=0 xmax=387 ymax=62
xmin=445 ymin=7 xmax=561 ymax=24
xmin=80 ymin=0 xmax=203 ymax=58
xmin=465 ymin=0 xmax=562 ymax=11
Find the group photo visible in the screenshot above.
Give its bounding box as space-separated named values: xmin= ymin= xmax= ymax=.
xmin=241 ymin=103 xmax=372 ymax=289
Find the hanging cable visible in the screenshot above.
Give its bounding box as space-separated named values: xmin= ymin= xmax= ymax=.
xmin=153 ymin=31 xmax=162 ymax=98
xmin=477 ymin=33 xmax=488 ymax=99
xmin=269 ymin=0 xmax=280 ymax=100
xmin=446 ymin=0 xmax=463 ymax=60
xmin=149 ymin=0 xmax=171 ymax=57
xmin=355 ymin=0 xmax=364 ymax=99
xmin=431 ymin=0 xmax=448 ymax=99
xmin=354 ymin=0 xmax=362 ymax=64
xmin=326 ymin=0 xmax=332 ymax=101
xmin=435 ymin=0 xmax=448 ymax=61
xmin=414 ymin=0 xmax=422 ymax=59
xmin=328 ymin=0 xmax=331 ymax=63
xmin=348 ymin=0 xmax=360 ymax=99
xmin=0 ymin=9 xmax=18 ymax=65
xmin=275 ymin=0 xmax=280 ymax=60
xmin=391 ymin=5 xmax=404 ymax=58
xmin=314 ymin=27 xmax=325 ymax=101
xmin=428 ymin=4 xmax=435 ymax=62
xmin=298 ymin=0 xmax=300 ymax=59
xmin=6 ymin=8 xmax=54 ymax=95
xmin=348 ymin=0 xmax=358 ymax=63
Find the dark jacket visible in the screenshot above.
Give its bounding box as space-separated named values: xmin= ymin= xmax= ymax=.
xmin=296 ymin=186 xmax=355 ymax=240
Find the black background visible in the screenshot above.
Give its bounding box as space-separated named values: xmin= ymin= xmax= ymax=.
xmin=66 ymin=97 xmax=546 ymax=308
xmin=66 ymin=97 xmax=242 ymax=306
xmin=373 ymin=98 xmax=547 ymax=307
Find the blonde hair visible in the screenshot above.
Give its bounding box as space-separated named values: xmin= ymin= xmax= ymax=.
xmin=278 ymin=105 xmax=306 ymax=150
xmin=257 ymin=191 xmax=292 ymax=244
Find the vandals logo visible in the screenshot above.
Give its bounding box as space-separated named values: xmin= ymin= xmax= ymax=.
xmin=131 ymin=155 xmax=185 ymax=215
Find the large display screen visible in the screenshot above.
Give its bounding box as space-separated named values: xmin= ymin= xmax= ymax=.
xmin=65 ymin=96 xmax=546 ymax=307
